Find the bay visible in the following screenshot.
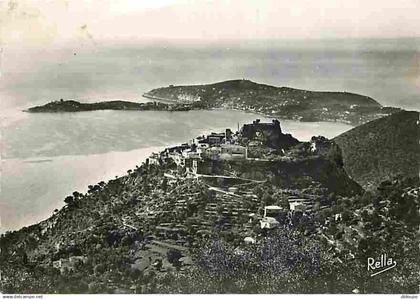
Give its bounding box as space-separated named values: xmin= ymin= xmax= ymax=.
xmin=2 ymin=37 xmax=418 ymax=233
xmin=0 ymin=109 xmax=352 ymax=233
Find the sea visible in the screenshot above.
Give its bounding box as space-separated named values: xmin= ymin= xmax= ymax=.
xmin=1 ymin=38 xmax=419 ymax=233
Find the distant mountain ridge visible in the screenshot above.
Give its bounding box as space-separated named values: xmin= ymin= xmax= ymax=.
xmin=144 ymin=79 xmax=399 ymax=125
xmin=333 ymin=110 xmax=419 ymax=188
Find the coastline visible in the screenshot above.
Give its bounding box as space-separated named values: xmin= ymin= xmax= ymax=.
xmin=142 ymin=93 xmax=362 ymax=126
xmin=1 ymin=146 xmax=165 ymax=234
xmin=1 ymin=117 xmax=353 ymax=234
xmin=142 ymin=93 xmax=181 ymax=104
xmin=0 ymin=118 xmax=268 ymax=234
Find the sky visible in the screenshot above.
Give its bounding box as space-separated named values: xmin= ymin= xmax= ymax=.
xmin=1 ymin=0 xmax=420 ymax=49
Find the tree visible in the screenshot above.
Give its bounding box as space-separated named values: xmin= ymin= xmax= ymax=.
xmin=328 ymin=192 xmax=337 ymax=204
xmin=341 ymin=210 xmax=352 ymax=223
xmin=64 ymin=195 xmax=75 ymax=206
xmin=361 ymin=191 xmax=374 ymax=205
xmin=343 ymin=198 xmax=352 ymax=208
xmin=94 ymin=263 xmax=106 ymax=275
xmin=186 ymin=202 xmax=198 ymax=217
xmin=167 ymin=249 xmax=183 ymax=268
xmin=262 ymin=192 xmax=274 ymax=205
xmin=313 ymin=201 xmax=320 ymax=212
xmin=72 ymin=191 xmax=81 ymax=199
xmin=87 ymin=185 xmax=94 ymax=194
xmin=279 ymin=196 xmax=290 ymax=211
xmin=161 ymin=177 xmax=168 ymax=192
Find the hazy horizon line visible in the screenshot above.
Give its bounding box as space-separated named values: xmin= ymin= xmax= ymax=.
xmin=4 ymin=35 xmax=420 ymax=52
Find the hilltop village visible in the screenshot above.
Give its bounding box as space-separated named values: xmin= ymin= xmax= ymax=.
xmin=1 ymin=119 xmax=419 ymax=294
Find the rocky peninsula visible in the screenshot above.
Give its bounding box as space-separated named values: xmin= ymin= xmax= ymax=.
xmin=26 ymin=99 xmax=193 ymax=113
xmin=144 ymin=79 xmax=401 ymax=126
xmin=26 ymin=80 xmax=402 ymax=127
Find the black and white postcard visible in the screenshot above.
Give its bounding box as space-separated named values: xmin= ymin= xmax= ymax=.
xmin=1 ymin=0 xmax=419 ymax=296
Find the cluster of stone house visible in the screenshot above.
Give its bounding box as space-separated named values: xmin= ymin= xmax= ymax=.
xmin=148 ymin=127 xmax=250 ymax=176
xmin=259 ymin=195 xmax=316 ymax=229
xmin=148 ymin=118 xmax=303 ymax=179
xmin=144 ymin=119 xmax=328 ymax=252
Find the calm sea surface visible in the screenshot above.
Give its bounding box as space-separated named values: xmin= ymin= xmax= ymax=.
xmin=1 ymin=38 xmax=419 ymax=232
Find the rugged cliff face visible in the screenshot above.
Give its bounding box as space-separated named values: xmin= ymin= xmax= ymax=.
xmin=199 ymin=137 xmax=362 ymax=197
xmin=268 ymin=158 xmax=362 ymax=196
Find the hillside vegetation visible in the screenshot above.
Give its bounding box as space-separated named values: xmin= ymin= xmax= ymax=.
xmin=26 ymin=100 xmax=192 ymax=113
xmin=334 ymin=110 xmax=419 ymax=188
xmin=144 ymin=79 xmax=399 ymax=125
xmin=1 ymin=120 xmax=419 ymax=294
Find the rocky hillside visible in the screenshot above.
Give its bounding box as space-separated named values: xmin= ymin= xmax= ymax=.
xmin=144 ymin=79 xmax=399 ymax=125
xmin=200 ymin=145 xmax=362 ymax=197
xmin=0 ymin=121 xmax=364 ymax=293
xmin=334 ymin=110 xmax=420 ymax=188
